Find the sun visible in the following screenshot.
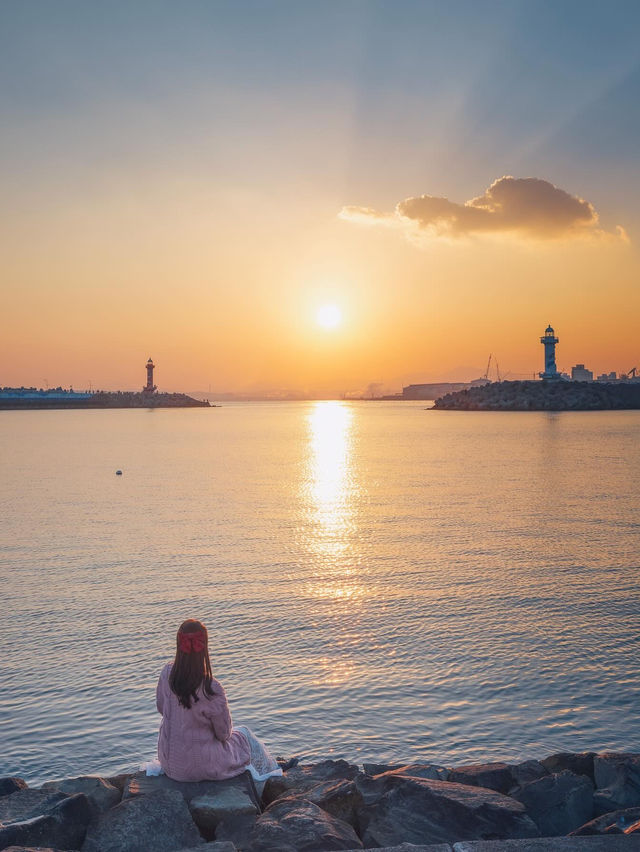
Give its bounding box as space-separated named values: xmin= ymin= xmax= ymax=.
xmin=316 ymin=303 xmax=342 ymax=330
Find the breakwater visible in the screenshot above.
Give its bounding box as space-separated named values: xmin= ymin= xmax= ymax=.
xmin=0 ymin=391 xmax=210 ymax=409
xmin=433 ymin=381 xmax=640 ymax=411
xmin=3 ymin=751 xmax=640 ymax=850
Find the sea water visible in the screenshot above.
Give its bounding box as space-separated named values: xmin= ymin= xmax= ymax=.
xmin=1 ymin=402 xmax=639 ymax=784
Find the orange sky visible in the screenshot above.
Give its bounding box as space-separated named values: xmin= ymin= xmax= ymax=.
xmin=1 ymin=4 xmax=639 ymax=396
xmin=2 ymin=184 xmax=638 ymax=396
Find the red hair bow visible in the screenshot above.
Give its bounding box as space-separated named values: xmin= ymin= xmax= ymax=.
xmin=178 ymin=630 xmax=206 ymax=654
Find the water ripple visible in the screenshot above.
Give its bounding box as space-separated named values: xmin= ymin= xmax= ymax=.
xmin=1 ymin=403 xmax=639 ymax=783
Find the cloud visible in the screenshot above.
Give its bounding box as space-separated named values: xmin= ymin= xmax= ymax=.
xmin=338 ymin=205 xmax=393 ymax=226
xmin=339 ymin=176 xmax=622 ymax=241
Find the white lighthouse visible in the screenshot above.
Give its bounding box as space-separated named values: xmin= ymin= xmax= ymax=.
xmin=539 ymin=325 xmax=560 ymax=380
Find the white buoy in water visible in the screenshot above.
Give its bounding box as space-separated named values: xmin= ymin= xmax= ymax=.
xmin=116 ymin=470 xmax=123 ymax=476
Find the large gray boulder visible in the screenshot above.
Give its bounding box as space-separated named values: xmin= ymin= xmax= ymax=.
xmin=508 ymin=762 xmax=549 ymax=790
xmin=278 ymin=776 xmax=361 ymax=830
xmin=40 ymin=776 xmax=121 ymax=814
xmin=262 ymin=759 xmax=360 ymax=807
xmin=0 ymin=789 xmax=68 ymax=823
xmin=572 ymin=806 xmax=640 ymax=835
xmin=448 ymin=764 xmax=515 ymax=795
xmin=0 ymin=780 xmax=28 ymax=798
xmin=0 ymin=791 xmax=93 ymax=850
xmin=450 ymin=760 xmax=550 ymax=795
xmin=123 ymin=771 xmax=258 ymax=806
xmin=303 ymin=764 xmax=452 ymax=831
xmin=542 ymin=752 xmax=596 ymax=782
xmin=209 ymin=811 xmax=258 ymax=850
xmin=81 ymin=788 xmax=202 ymax=852
xmin=593 ymin=753 xmax=640 ymax=813
xmin=285 ymin=768 xmax=453 ymax=828
xmin=190 ymin=786 xmax=258 ymax=835
xmin=511 ymin=770 xmax=594 ymax=836
xmin=331 ymin=772 xmax=538 ymax=848
xmin=123 ymin=771 xmax=259 ymax=837
xmin=248 ymin=797 xmax=362 ymax=851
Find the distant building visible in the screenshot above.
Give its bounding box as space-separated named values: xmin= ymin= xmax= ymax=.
xmin=597 ymin=371 xmax=617 ymax=382
xmin=0 ymin=388 xmax=91 ymax=400
xmin=571 ymin=364 xmax=593 ymax=382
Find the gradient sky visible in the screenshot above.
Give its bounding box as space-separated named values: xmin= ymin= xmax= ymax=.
xmin=1 ymin=1 xmax=639 ymax=395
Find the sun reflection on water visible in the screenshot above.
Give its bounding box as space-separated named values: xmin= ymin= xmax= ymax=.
xmin=306 ymin=401 xmax=355 ymax=556
xmin=308 ymin=401 xmax=352 ymax=509
xmin=302 ymin=401 xmax=367 ymax=603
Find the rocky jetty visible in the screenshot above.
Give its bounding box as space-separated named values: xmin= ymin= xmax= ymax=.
xmin=432 ymin=381 xmax=640 ymax=412
xmin=3 ymin=752 xmax=640 ymax=851
xmin=86 ymin=392 xmax=210 ymax=409
xmin=0 ymin=391 xmax=210 ymax=410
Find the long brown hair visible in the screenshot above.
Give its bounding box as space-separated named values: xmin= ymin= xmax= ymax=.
xmin=169 ymin=619 xmax=215 ymax=709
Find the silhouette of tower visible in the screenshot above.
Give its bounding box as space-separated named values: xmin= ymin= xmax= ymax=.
xmin=539 ymin=325 xmax=560 ymax=379
xmin=144 ymin=358 xmax=157 ymax=393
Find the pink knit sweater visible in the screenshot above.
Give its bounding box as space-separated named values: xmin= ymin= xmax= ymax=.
xmin=156 ymin=663 xmax=251 ymax=781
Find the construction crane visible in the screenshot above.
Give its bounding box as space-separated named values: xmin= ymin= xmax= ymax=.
xmin=483 ymin=354 xmax=492 ymax=382
xmin=495 ymin=360 xmax=502 ymax=382
xmin=627 ymin=366 xmax=637 ymax=378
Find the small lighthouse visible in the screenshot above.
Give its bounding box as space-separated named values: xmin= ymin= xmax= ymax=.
xmin=143 ymin=358 xmax=157 ymax=393
xmin=539 ymin=325 xmax=560 ymax=380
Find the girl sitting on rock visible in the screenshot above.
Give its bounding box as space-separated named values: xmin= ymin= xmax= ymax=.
xmin=155 ymin=618 xmax=282 ymax=782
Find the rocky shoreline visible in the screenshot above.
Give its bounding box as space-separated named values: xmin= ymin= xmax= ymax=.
xmin=2 ymin=751 xmax=640 ymax=851
xmin=432 ymin=381 xmax=640 ymax=411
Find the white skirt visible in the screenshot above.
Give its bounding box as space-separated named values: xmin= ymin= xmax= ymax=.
xmin=234 ymin=725 xmax=283 ymax=782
